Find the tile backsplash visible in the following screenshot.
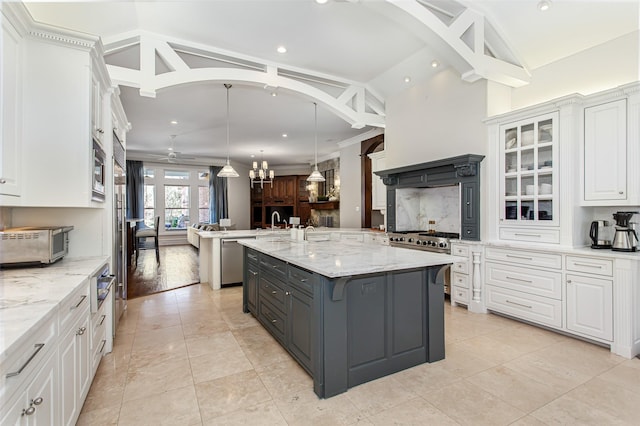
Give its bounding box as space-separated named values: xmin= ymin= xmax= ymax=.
xmin=395 ymin=185 xmax=461 ymax=233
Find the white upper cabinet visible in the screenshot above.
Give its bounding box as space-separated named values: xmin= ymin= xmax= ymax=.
xmin=0 ymin=11 xmax=23 ymax=201
xmin=581 ymin=84 xmax=640 ymax=206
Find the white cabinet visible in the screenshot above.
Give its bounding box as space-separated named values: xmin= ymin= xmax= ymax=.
xmin=0 ymin=11 xmax=23 ymax=200
xmin=368 ymin=151 xmax=386 ymax=212
xmin=565 ymin=255 xmax=614 ymax=342
xmin=18 ymin=26 xmax=111 ymax=207
xmin=0 ymin=351 xmax=58 ymax=426
xmin=566 ymin=274 xmax=613 ymax=341
xmin=498 ymin=112 xmax=560 ymax=242
xmin=582 ymin=84 xmax=640 ymax=206
xmin=58 ymin=283 xmax=91 ymax=426
xmin=450 ymin=243 xmax=470 ymax=306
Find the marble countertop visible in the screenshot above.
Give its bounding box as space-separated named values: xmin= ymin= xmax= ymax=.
xmin=238 ymin=239 xmax=466 ymax=278
xmin=0 ymin=256 xmax=109 ymax=365
xmin=198 ymin=227 xmax=386 ymax=240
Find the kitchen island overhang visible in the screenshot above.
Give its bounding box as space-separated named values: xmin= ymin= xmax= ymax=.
xmin=238 ymin=238 xmax=465 ymax=398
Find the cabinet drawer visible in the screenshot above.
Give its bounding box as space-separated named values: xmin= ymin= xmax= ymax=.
xmin=485 ymin=261 xmax=562 ymax=299
xmin=259 ymin=275 xmax=286 ymax=313
xmin=1 ymin=317 xmax=57 ymax=403
xmin=91 ymin=309 xmax=108 ymax=343
xmin=260 ymin=255 xmax=287 ymax=280
xmin=485 ymin=247 xmax=562 ymax=269
xmin=288 ymin=265 xmax=314 ymax=296
xmin=258 ymin=299 xmax=286 ymax=344
xmin=59 ymin=280 xmax=90 ymax=330
xmin=341 ymin=233 xmax=364 ymax=242
xmin=566 ymin=256 xmax=613 ymax=277
xmin=450 ymin=244 xmax=470 ymax=258
xmin=92 ymin=327 xmax=108 ymax=373
xmin=246 ymin=249 xmax=259 ymax=264
xmin=451 ymin=261 xmax=468 ymax=274
xmin=451 ymin=286 xmax=469 ymax=304
xmin=499 ymin=227 xmax=560 ymax=244
xmin=485 ymin=285 xmax=562 ymax=328
xmin=451 ymin=272 xmax=469 ymax=289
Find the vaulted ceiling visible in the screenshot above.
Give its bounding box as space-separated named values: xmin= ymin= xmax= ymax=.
xmin=24 ymin=0 xmax=639 ymax=168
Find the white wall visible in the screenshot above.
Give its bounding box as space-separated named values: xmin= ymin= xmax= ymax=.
xmin=338 ymin=141 xmax=362 ymax=228
xmin=511 ymin=31 xmax=640 ymax=110
xmin=227 ymin=161 xmax=250 ymax=229
xmin=384 ymin=68 xmax=489 ymax=170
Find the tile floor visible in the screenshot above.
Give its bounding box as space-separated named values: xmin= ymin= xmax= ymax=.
xmin=78 ymin=284 xmax=640 ymax=425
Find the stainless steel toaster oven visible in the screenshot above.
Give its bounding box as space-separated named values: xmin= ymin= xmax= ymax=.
xmin=0 ymin=226 xmax=74 ymax=266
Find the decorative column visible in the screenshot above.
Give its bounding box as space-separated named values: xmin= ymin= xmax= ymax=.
xmin=469 ymin=249 xmax=486 ymax=313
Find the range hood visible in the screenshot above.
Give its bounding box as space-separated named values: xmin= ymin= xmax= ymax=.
xmin=375 ymin=154 xmax=485 ymax=240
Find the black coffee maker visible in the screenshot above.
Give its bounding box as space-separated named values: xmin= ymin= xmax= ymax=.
xmin=612 ymin=211 xmax=639 ymax=252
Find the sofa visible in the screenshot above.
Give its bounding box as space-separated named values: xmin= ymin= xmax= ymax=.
xmin=187 ymin=223 xmax=218 ymax=248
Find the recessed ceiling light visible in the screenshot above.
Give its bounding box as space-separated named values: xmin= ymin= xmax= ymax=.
xmin=404 ymin=76 xmax=411 ymax=83
xmin=431 ymin=60 xmax=439 ymax=68
xmin=277 ymin=46 xmax=287 ymax=54
xmin=282 ymin=133 xmax=288 ymax=138
xmin=170 ymin=120 xmax=178 ymax=125
xmin=537 ymin=0 xmax=550 ymax=11
xmin=271 ymin=92 xmax=277 ymax=97
xmin=250 ymin=154 xmax=255 ymax=158
xmin=315 ymin=0 xmax=328 ymax=4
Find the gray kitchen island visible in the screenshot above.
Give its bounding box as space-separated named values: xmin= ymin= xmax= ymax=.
xmin=239 ymin=237 xmax=464 ymax=398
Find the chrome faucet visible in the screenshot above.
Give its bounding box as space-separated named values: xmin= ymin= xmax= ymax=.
xmin=271 ymin=211 xmax=280 ymax=231
xmin=304 ymin=226 xmax=315 ymax=241
xmin=281 ymin=219 xmax=288 ymax=229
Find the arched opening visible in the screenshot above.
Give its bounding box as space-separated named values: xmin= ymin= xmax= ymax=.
xmin=360 ymin=134 xmax=384 ymax=228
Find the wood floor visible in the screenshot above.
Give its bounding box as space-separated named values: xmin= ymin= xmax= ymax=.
xmin=127 ymin=244 xmax=200 ymax=299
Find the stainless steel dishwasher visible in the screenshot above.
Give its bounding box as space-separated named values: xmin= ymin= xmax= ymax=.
xmin=220 ymin=237 xmax=255 ymax=286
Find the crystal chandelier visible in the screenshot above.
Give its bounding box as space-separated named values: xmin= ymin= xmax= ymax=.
xmin=249 ymin=150 xmax=274 ymax=188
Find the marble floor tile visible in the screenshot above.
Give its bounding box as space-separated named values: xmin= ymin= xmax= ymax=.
xmin=189 ymin=346 xmax=253 ymax=384
xmin=596 ymin=358 xmax=640 ymax=395
xmin=181 ymin=316 xmax=231 ymax=339
xmin=255 ymin=358 xmax=313 ymax=396
xmin=128 ymin=339 xmax=189 ymax=370
xmin=123 ymin=356 xmax=194 ymax=401
xmin=178 ymin=306 xmax=225 ymax=324
xmin=195 ymin=370 xmax=272 ymax=421
xmin=530 ymin=393 xmax=625 ymax=425
xmin=465 ymin=365 xmax=564 ymax=412
xmin=272 ymin=386 xmax=366 ymax=426
xmin=393 ymin=362 xmax=462 ymax=398
xmin=131 ymin=324 xmax=185 ymax=349
xmin=233 ymin=326 xmax=292 ymax=369
xmin=135 ymin=311 xmax=183 ymax=331
xmin=118 ymin=385 xmax=202 ymax=426
xmin=455 ymin=334 xmax=530 ymax=365
xmin=76 ymin=406 xmax=120 ymax=426
xmin=366 ymin=397 xmax=459 ymax=425
xmin=201 ymin=401 xmax=287 ymax=426
xmin=560 ymin=377 xmax=640 ymax=424
xmin=503 ymin=351 xmax=592 ymax=393
xmin=185 ymin=331 xmax=242 ymax=358
xmin=422 ymin=380 xmax=526 ymax=425
xmin=438 ymin=342 xmax=499 ymax=378
xmin=344 ymin=375 xmax=418 ymax=417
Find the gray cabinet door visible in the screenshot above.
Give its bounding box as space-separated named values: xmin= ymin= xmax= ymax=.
xmin=287 ymin=286 xmax=313 ymax=373
xmin=246 ymin=262 xmax=259 ymax=314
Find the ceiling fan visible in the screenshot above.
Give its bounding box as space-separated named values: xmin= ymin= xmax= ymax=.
xmin=149 ymin=135 xmax=196 ymax=163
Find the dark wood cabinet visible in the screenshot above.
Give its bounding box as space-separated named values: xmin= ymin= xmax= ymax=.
xmin=264 ymin=175 xmax=296 ymax=204
xmin=250 ymin=174 xmax=311 ymax=228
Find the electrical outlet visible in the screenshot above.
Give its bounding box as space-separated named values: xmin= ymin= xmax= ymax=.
xmin=355 ymin=206 xmax=360 ymax=212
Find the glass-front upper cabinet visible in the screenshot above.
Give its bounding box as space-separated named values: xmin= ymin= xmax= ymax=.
xmin=499 ymin=112 xmax=559 ymax=226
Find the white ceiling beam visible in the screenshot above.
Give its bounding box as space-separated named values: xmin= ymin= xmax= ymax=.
xmin=103 ymin=31 xmax=386 ymax=129
xmin=386 ymin=0 xmax=530 ymax=87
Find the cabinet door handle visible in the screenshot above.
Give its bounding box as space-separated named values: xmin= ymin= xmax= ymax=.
xmin=506 ymin=299 xmax=533 ymax=309
xmin=514 ymin=233 xmax=541 ymax=238
xmin=299 ymin=278 xmax=308 ymax=282
xmin=567 ymin=280 xmax=572 ymax=284
xmin=77 ymin=326 xmax=87 ymax=336
xmin=619 ymin=191 xmax=624 ymax=195
xmin=71 ymin=295 xmax=87 ymax=310
xmin=23 ymin=406 xmax=36 ymax=416
xmin=506 ymin=276 xmax=533 ymax=284
xmin=285 ymin=291 xmax=291 ymax=296
xmin=6 ymin=343 xmax=45 ymax=378
xmin=32 ymin=397 xmax=43 ymax=406
xmin=0 ymin=178 xmax=6 ymax=184
xmin=99 ymin=314 xmax=106 ymax=326
xmin=506 ymin=254 xmax=533 ymax=261
xmin=573 ymin=262 xmax=602 ymax=269
xmin=271 ymin=290 xmax=277 ymax=295
xmin=99 ymin=339 xmax=107 ymax=353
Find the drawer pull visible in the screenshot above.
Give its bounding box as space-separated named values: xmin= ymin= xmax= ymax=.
xmin=506 ymin=275 xmax=533 ymax=284
xmin=77 ymin=326 xmax=87 ymax=336
xmin=506 ymin=254 xmax=533 ymax=261
xmin=271 ymin=319 xmax=277 ymax=323
xmin=99 ymin=314 xmax=106 ymax=326
xmin=6 ymin=343 xmax=45 ymax=378
xmin=99 ymin=339 xmax=107 ymax=353
xmin=514 ymin=233 xmax=541 ymax=238
xmin=572 ymin=262 xmax=602 ymax=269
xmin=285 ymin=291 xmax=291 ymax=296
xmin=71 ymin=295 xmax=87 ymax=310
xmin=250 ymin=271 xmax=258 ymax=276
xmin=506 ymin=299 xmax=533 ymax=309
xmin=271 ymin=290 xmax=277 ymax=295
xmin=23 ymin=406 xmax=36 ymax=416
xmin=299 ymin=278 xmax=308 ymax=282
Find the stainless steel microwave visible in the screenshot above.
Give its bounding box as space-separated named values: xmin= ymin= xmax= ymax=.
xmin=0 ymin=226 xmax=74 ymax=266
xmin=92 ymin=139 xmax=106 ymax=202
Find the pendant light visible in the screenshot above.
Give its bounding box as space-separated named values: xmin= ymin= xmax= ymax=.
xmin=217 ymin=84 xmax=239 ymax=178
xmin=307 ymin=102 xmax=325 ymax=182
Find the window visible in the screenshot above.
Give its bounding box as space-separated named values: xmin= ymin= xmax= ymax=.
xmin=198 ymin=186 xmax=210 ymax=224
xmin=143 ymin=184 xmax=155 ymax=228
xmin=165 ymin=185 xmax=189 ymax=229
xmin=165 ymin=170 xmax=189 ymax=180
